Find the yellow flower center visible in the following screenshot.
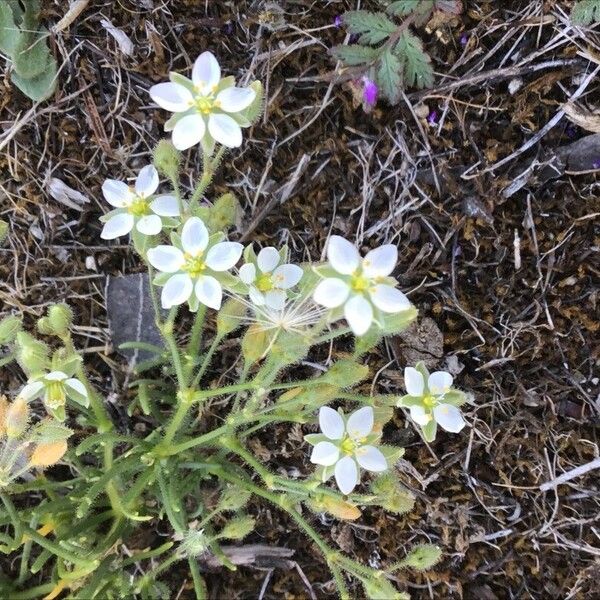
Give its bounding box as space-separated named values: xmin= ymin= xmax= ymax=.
xmin=423 ymin=395 xmax=436 ymax=408
xmin=341 ymin=437 xmax=356 ymax=455
xmin=350 ymin=274 xmax=370 ymax=292
xmin=193 ymin=94 xmax=220 ymax=115
xmin=46 ymin=381 xmax=66 ymax=409
xmin=127 ymin=195 xmax=149 ymax=217
xmin=256 ymin=273 xmax=274 ymax=292
xmin=184 ymin=254 xmax=206 ymax=279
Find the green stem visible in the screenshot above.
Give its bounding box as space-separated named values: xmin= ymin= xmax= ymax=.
xmin=189 ymin=147 xmax=226 ymax=205
xmin=162 ymin=396 xmax=194 ymax=447
xmin=21 ymin=527 xmax=95 ymax=567
xmin=192 ymin=334 xmax=222 ymax=388
xmin=188 ymin=558 xmax=208 ymax=599
xmin=186 ymin=305 xmax=207 ymax=382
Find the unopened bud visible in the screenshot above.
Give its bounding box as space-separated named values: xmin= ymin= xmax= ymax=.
xmin=153 ymin=140 xmax=181 ymax=178
xmin=16 ymin=332 xmax=49 ymax=375
xmin=47 ymin=304 xmax=73 ymax=337
xmin=401 ymin=544 xmax=442 ymax=571
xmin=29 ymin=440 xmax=68 ymax=467
xmin=5 ymin=397 xmax=29 ymax=438
xmin=320 ymin=496 xmax=362 ymax=521
xmin=217 ymin=515 xmax=255 ymax=540
xmin=0 ymin=315 xmax=22 ymax=344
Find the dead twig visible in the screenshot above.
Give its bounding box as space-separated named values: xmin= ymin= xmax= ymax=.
xmin=540 ymin=456 xmax=600 ymax=492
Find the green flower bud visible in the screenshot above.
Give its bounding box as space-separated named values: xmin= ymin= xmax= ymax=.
xmin=401 ymin=544 xmax=442 ymax=571
xmin=36 ymin=317 xmax=54 ymax=335
xmin=0 ymin=315 xmax=22 ymax=344
xmin=216 ymin=298 xmax=247 ymax=337
xmin=218 ymin=486 xmax=252 ymax=512
xmin=361 ymin=575 xmax=406 ymax=599
xmin=47 ymin=304 xmax=73 ymax=337
xmin=216 ymin=515 xmax=255 ymax=540
xmin=153 ymin=140 xmax=181 ymax=178
xmin=207 ymin=193 xmax=240 ymax=231
xmin=16 ymin=332 xmax=50 ymax=375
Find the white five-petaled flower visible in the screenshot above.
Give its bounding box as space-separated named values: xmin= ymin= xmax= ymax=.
xmin=19 ymin=371 xmax=89 ymax=410
xmin=149 ymin=51 xmax=257 ymax=150
xmin=309 ymin=406 xmax=387 ymax=495
xmin=404 ymin=367 xmax=465 ymax=433
xmin=100 ymin=165 xmax=181 ymax=240
xmin=312 ymin=236 xmax=411 ymax=336
xmin=147 ymin=217 xmax=243 ymax=311
xmin=238 ymin=247 xmax=304 ymax=310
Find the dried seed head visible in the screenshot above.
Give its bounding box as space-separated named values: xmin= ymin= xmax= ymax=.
xmin=0 ymin=396 xmax=9 ymax=437
xmin=29 ymin=440 xmax=68 ymax=468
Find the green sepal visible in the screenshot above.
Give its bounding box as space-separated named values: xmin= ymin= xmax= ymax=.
xmin=304 ymin=433 xmax=327 ymax=446
xmin=421 ymin=419 xmax=437 ymax=443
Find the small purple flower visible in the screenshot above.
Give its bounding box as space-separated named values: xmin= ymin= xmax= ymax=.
xmin=334 ymin=15 xmax=343 ymax=28
xmin=362 ymin=77 xmax=378 ymax=107
xmin=593 ymin=158 xmax=600 ymax=169
xmin=565 ymin=124 xmax=577 ymax=139
xmin=427 ymin=110 xmax=438 ymax=125
xmin=460 ymin=34 xmax=468 ymax=47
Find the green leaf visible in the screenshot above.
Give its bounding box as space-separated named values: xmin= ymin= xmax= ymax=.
xmin=394 ymin=31 xmax=434 ymax=89
xmin=29 ymin=421 xmax=72 ymax=443
xmin=387 ymin=0 xmax=433 ymax=17
xmin=216 ymin=515 xmax=255 ymax=540
xmin=0 ymin=3 xmax=20 ymax=55
xmin=324 ymin=359 xmax=369 ymax=387
xmin=217 ymin=486 xmax=252 ymax=512
xmin=343 ymin=11 xmax=397 ymax=45
xmin=330 ymin=44 xmax=379 ymax=66
xmin=572 ymin=0 xmax=600 ymax=24
xmin=376 ymin=48 xmax=402 ymax=104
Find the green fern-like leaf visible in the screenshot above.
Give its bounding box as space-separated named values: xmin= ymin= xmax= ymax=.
xmin=394 ymin=30 xmax=434 ymax=89
xmin=377 ymin=48 xmax=402 ymax=103
xmin=386 ymin=0 xmax=434 ymax=17
xmin=571 ymin=0 xmax=600 ymax=24
xmin=330 ymin=44 xmax=380 ymax=66
xmin=343 ymin=10 xmax=397 ymax=44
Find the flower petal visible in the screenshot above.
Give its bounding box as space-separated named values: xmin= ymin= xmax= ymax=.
xmin=313 ymin=278 xmax=349 ymax=308
xmin=346 ymin=406 xmax=374 ymax=439
xmin=19 ymin=381 xmax=44 ymax=401
xmin=135 ymin=165 xmax=159 ymax=197
xmin=239 ymin=263 xmax=256 ymax=284
xmin=216 ymin=86 xmax=256 ymax=112
xmin=355 ymin=445 xmax=387 ymax=472
xmin=404 ymin=367 xmax=424 ymax=397
xmin=273 ymin=264 xmax=303 ymax=289
xmin=327 ymin=236 xmax=360 ymax=275
xmin=428 ymin=371 xmax=454 ymax=396
xmin=161 ymin=274 xmax=193 ymax=308
xmin=64 ymin=378 xmax=88 ymax=399
xmin=362 ymin=244 xmax=397 ymax=278
xmin=409 ymin=405 xmax=431 ymax=426
xmin=334 ymin=456 xmax=359 ymax=495
xmin=136 ymin=214 xmax=162 ymax=236
xmin=147 ymin=246 xmax=185 ymax=273
xmin=195 ymin=275 xmax=222 ymax=310
xmin=101 ymin=213 xmax=134 ymax=240
xmin=319 ymin=406 xmax=345 ymax=440
xmin=208 ymin=113 xmax=242 ymax=148
xmin=102 ymin=179 xmax=132 ymax=208
xmin=249 ymin=286 xmax=265 ymax=306
xmin=257 ymin=247 xmax=280 ymax=273
xmin=149 ymin=82 xmax=193 ymax=112
xmin=206 ymin=242 xmax=243 ymax=271
xmin=150 ymin=195 xmax=181 ymax=217
xmin=344 ymin=295 xmax=373 ymax=336
xmin=433 ymin=404 xmax=465 ymax=433
xmin=45 ymin=371 xmax=68 ymax=381
xmin=369 ymin=284 xmax=410 ymax=313
xmin=181 ymin=217 xmax=209 ymax=256
xmin=310 ymin=441 xmax=340 ymax=466
xmin=264 ymin=290 xmax=286 ymax=310
xmin=192 ymin=51 xmax=221 ymax=91
xmin=172 ymin=114 xmax=206 ymax=150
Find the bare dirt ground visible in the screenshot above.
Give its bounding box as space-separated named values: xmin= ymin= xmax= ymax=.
xmin=1 ymin=1 xmax=599 ymax=598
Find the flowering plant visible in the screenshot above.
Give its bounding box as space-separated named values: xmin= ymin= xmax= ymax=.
xmin=0 ymin=52 xmax=469 ymax=599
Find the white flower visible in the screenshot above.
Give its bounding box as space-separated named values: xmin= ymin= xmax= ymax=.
xmin=147 ymin=217 xmax=243 ymax=311
xmin=309 ymin=406 xmax=387 ymax=495
xmin=403 ymin=367 xmax=465 ymax=433
xmin=149 ymin=51 xmax=257 ymax=150
xmin=238 ymin=247 xmax=304 ymax=310
xmin=19 ymin=371 xmax=89 ymax=410
xmin=100 ymin=165 xmax=181 ymax=240
xmin=312 ymin=236 xmax=411 ymax=336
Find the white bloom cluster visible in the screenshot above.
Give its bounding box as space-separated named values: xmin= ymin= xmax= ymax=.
xmin=308 ymin=406 xmax=387 ymax=495
xmin=150 ymin=51 xmax=257 ymax=151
